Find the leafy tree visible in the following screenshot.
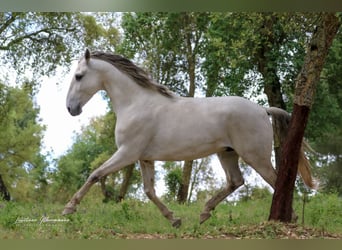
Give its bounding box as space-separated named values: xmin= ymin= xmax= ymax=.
xmin=120 ymin=12 xmax=212 ymax=95
xmin=0 ymin=12 xmax=122 ymax=202
xmin=187 ymin=157 xmax=217 ymax=203
xmin=204 ymin=13 xmax=320 ymax=169
xmin=0 ymin=81 xmax=45 ymax=201
xmin=311 ymin=31 xmax=342 ymax=195
xmin=163 ymin=162 xmax=182 ymax=202
xmin=269 ymin=13 xmax=340 ymax=222
xmin=0 ymin=12 xmax=119 ymax=81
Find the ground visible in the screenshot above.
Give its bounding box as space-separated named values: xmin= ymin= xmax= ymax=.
xmin=111 ymin=221 xmax=342 ymax=239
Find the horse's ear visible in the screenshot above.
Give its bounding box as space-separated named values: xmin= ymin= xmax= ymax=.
xmin=85 ymin=49 xmax=90 ymax=62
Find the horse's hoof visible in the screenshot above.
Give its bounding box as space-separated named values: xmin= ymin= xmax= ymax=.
xmin=199 ymin=212 xmax=211 ymax=224
xmin=172 ymin=218 xmax=182 ymax=228
xmin=62 ymin=206 xmax=76 ymax=215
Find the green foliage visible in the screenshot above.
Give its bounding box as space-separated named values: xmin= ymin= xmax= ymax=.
xmin=202 ymin=13 xmax=313 ymax=100
xmin=319 ymin=156 xmax=342 ymax=195
xmin=0 ymin=12 xmax=121 ymax=82
xmin=298 ymin=193 xmax=342 ymax=231
xmin=120 ymin=12 xmax=210 ymax=96
xmin=305 ymin=29 xmax=342 ymax=195
xmin=163 ymin=162 xmax=182 ymax=202
xmin=51 ymin=112 xmax=116 ymax=202
xmin=188 ymin=158 xmax=218 ymax=202
xmin=0 ymin=82 xmax=46 ymax=201
xmin=0 ymin=202 xmax=18 ymax=229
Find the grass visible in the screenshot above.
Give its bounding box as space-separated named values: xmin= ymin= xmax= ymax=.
xmin=0 ymin=190 xmax=341 ymax=239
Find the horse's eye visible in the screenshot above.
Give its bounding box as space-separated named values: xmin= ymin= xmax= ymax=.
xmin=75 ymin=74 xmax=83 ymax=81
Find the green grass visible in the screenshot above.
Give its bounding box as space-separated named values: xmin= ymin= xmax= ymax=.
xmin=0 ymin=190 xmax=341 ymax=239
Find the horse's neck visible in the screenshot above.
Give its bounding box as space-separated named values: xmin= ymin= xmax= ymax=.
xmin=103 ymin=70 xmax=161 ymax=115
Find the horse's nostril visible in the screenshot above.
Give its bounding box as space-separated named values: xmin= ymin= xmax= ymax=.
xmin=67 ymin=107 xmax=71 ymax=113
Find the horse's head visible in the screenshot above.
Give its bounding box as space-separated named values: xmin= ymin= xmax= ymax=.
xmin=66 ymin=49 xmax=103 ymax=116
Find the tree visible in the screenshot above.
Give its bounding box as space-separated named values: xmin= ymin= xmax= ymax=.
xmin=0 ymin=12 xmax=121 ymax=201
xmin=187 ymin=157 xmax=217 ymax=203
xmin=0 ymin=12 xmax=119 ymax=81
xmin=204 ymin=13 xmax=319 ymax=169
xmin=163 ymin=162 xmax=182 ymax=202
xmin=309 ymin=30 xmax=342 ymax=195
xmin=0 ymin=81 xmax=45 ymax=201
xmin=269 ymin=13 xmax=340 ymax=222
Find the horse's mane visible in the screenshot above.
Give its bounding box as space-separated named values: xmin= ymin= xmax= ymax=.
xmin=90 ymin=51 xmax=174 ymax=98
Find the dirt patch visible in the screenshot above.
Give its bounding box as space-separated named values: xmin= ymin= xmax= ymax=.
xmin=111 ymin=222 xmax=342 ymax=239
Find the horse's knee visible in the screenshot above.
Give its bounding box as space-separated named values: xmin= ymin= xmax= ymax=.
xmin=230 ymin=177 xmax=244 ymax=191
xmin=88 ymin=171 xmax=101 ymax=184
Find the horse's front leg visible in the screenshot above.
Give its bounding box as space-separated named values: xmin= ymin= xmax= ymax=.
xmin=140 ymin=160 xmax=181 ymax=228
xmin=62 ymin=148 xmax=137 ymax=215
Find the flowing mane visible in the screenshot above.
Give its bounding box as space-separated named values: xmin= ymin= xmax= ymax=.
xmin=89 ymin=51 xmax=174 ymax=98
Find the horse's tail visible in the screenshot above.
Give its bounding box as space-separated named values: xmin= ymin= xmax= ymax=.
xmin=266 ymin=107 xmax=317 ymax=189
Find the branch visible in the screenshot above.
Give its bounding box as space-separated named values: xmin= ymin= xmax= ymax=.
xmin=0 ymin=26 xmax=77 ymax=51
xmin=0 ymin=12 xmax=18 ymax=35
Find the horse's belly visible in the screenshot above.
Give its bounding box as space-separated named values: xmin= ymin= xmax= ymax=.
xmin=141 ymin=136 xmax=228 ymax=161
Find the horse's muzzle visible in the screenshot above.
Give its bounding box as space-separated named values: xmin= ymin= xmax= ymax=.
xmin=67 ymin=104 xmax=82 ymax=116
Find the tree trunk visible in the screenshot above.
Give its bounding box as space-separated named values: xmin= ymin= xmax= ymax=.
xmin=99 ymin=175 xmax=113 ymax=202
xmin=256 ymin=13 xmax=287 ymax=171
xmin=0 ymin=174 xmax=11 ymax=201
xmin=269 ymin=13 xmax=340 ymax=222
xmin=177 ymin=14 xmax=197 ymax=204
xmin=116 ymin=164 xmax=135 ymax=202
xmin=100 ymin=164 xmax=135 ymax=203
xmin=177 ymin=160 xmax=193 ymax=203
xmin=269 ymin=104 xmax=310 ymax=220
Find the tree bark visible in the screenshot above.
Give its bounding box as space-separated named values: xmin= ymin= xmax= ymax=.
xmin=269 ymin=104 xmax=310 ymax=221
xmin=0 ymin=174 xmax=11 ymax=201
xmin=269 ymin=13 xmax=340 ymax=222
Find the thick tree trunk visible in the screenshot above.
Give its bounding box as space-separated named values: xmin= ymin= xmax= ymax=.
xmin=269 ymin=104 xmax=310 ymax=221
xmin=0 ymin=174 xmax=11 ymax=201
xmin=269 ymin=13 xmax=340 ymax=222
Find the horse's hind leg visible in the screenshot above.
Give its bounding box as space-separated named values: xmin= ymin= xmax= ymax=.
xmin=200 ymin=150 xmax=244 ymax=224
xmin=242 ymin=151 xmax=298 ymax=222
xmin=140 ymin=160 xmax=181 ymax=228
